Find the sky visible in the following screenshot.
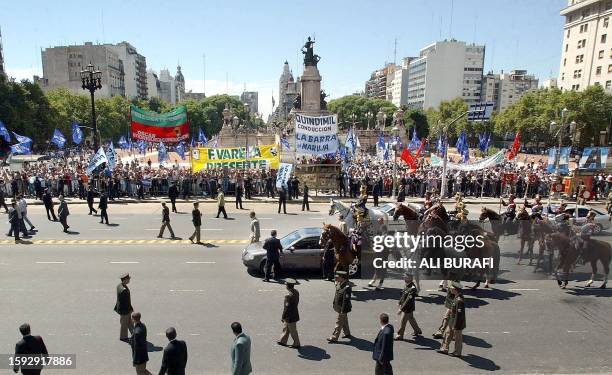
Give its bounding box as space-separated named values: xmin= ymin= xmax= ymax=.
xmin=1 ymin=0 xmax=565 ymax=118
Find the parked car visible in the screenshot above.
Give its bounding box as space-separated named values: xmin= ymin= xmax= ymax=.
xmin=242 ymin=228 xmax=324 ymax=274
xmin=376 ymin=202 xmax=423 ymax=234
xmin=544 ymin=205 xmax=611 ymax=234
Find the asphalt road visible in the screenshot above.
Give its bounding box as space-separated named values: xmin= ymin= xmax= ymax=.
xmin=0 ymin=202 xmax=611 ymax=374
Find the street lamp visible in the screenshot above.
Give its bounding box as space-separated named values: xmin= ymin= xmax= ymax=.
xmin=365 ymin=111 xmax=373 ymax=130
xmin=80 ymin=63 xmax=102 ymax=150
xmin=222 ymin=104 xmax=232 ymax=128
xmin=376 ymin=110 xmax=384 ymax=131
xmin=550 ymin=108 xmax=569 ymax=179
xmin=349 ymin=113 xmax=357 ymax=129
xmin=392 ymin=126 xmax=399 ymax=200
xmin=244 ymin=103 xmax=251 ymax=173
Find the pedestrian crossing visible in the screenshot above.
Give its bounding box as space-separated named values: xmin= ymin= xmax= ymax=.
xmin=0 ymin=239 xmax=250 ymax=246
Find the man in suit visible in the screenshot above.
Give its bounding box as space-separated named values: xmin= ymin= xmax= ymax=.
xmin=86 ymin=186 xmax=98 ymax=215
xmin=235 ymin=183 xmax=244 ymax=209
xmin=216 ymin=188 xmax=228 ymax=219
xmin=373 ymin=313 xmax=394 ymax=375
xmin=13 ymin=323 xmax=48 ymax=375
xmin=262 ymin=230 xmax=283 ymax=282
xmin=157 ymin=202 xmax=176 ymax=239
xmin=158 ymin=327 xmax=187 ymax=375
xmin=8 ymin=201 xmax=21 ymax=243
xmin=131 ymin=312 xmax=152 ymax=375
xmin=168 ymin=182 xmax=178 ymax=213
xmin=327 ymin=271 xmax=352 ymax=343
xmin=114 ymin=273 xmax=134 ymax=342
xmin=42 ymin=188 xmax=58 ymax=221
xmin=99 ymin=192 xmax=109 ymax=224
xmin=188 ymin=202 xmax=202 ymax=244
xmin=57 ymin=195 xmax=70 ymax=233
xmin=301 ymin=184 xmax=310 ymax=211
xmin=278 ymin=278 xmax=301 ymax=348
xmin=230 ymin=322 xmax=252 ymax=375
xmin=373 ymin=180 xmax=381 ymax=207
xmin=278 ymin=186 xmax=287 ymax=214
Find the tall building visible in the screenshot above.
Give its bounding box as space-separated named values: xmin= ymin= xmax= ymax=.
xmin=390 ymin=57 xmax=415 ymax=107
xmin=482 ymin=70 xmax=539 ymax=112
xmin=174 ymin=65 xmax=185 ymax=103
xmin=158 ymin=69 xmax=176 ymax=105
xmin=240 ymin=91 xmax=259 ymax=113
xmin=406 ymin=39 xmax=485 ymax=110
xmin=146 ymin=69 xmax=160 ymax=99
xmin=105 ymin=42 xmax=147 ymax=99
xmin=364 ymin=63 xmax=397 ymax=100
xmin=268 ymin=61 xmax=299 ymax=123
xmin=558 ymin=0 xmax=612 ymax=92
xmin=40 ymin=42 xmax=125 ymax=97
xmin=541 ymin=77 xmax=558 ymax=89
xmin=0 ymin=27 xmax=5 ymax=79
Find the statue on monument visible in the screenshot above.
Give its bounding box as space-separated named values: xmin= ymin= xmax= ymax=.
xmin=320 ymin=90 xmax=328 ymax=110
xmin=293 ymin=94 xmax=302 ymax=110
xmin=302 ymin=37 xmax=320 ymax=67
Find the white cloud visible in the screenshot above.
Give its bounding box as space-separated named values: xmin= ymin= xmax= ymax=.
xmin=5 ymin=67 xmax=41 ymax=82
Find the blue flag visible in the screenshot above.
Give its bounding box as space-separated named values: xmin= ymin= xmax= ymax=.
xmin=345 ymin=127 xmax=357 ymax=154
xmin=0 ymin=121 xmax=10 ymax=142
xmin=10 ymin=142 xmax=31 ymax=155
xmin=12 ymin=132 xmax=32 ymax=146
xmin=190 ymin=137 xmax=196 ymax=148
xmin=51 ymin=129 xmax=67 ymax=149
xmin=118 ymin=136 xmax=128 ymax=150
xmin=127 ymin=137 xmax=133 ymax=150
xmin=437 ymin=136 xmax=447 ymax=157
xmin=478 ymin=133 xmax=491 ymax=153
xmin=72 ymin=121 xmax=84 ymax=145
xmin=456 ymin=131 xmax=469 ymax=162
xmin=198 ymin=128 xmax=208 ymax=144
xmin=408 ymin=127 xmax=421 ymax=151
xmin=138 ymin=140 xmax=147 ymax=155
xmin=377 ymin=133 xmax=385 ymax=149
xmin=280 ymin=135 xmax=291 ymax=151
xmin=383 ymin=145 xmax=390 ymax=161
xmin=158 ymin=141 xmax=168 ymax=164
xmin=175 ymin=142 xmax=186 ymax=160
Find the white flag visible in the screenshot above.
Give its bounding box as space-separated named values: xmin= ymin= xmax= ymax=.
xmin=276 ymin=163 xmax=293 ymax=189
xmin=87 ymin=147 xmax=109 ymax=174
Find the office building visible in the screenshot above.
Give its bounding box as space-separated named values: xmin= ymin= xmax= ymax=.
xmin=482 ymin=70 xmax=539 ymax=112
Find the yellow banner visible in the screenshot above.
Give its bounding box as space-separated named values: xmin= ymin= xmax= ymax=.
xmin=191 ymin=145 xmax=281 ymax=172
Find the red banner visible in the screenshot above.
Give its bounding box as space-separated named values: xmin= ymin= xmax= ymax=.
xmin=130 ymin=105 xmax=189 ymax=143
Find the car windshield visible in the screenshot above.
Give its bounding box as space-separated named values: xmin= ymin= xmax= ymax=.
xmin=379 ymin=203 xmax=394 ymax=212
xmin=280 ymin=231 xmax=302 ymax=248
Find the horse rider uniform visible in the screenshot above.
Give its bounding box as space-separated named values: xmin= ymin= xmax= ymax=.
xmin=322 ymin=239 xmax=336 ymax=281
xmin=328 ymin=271 xmax=352 ymax=342
xmin=501 ymin=195 xmax=517 ymax=224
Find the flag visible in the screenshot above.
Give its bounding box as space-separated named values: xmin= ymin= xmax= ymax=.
xmin=86 ymin=146 xmax=108 ymax=174
xmin=408 ymin=127 xmax=421 ymax=151
xmin=12 ymin=132 xmax=32 ymax=146
xmin=175 ymin=142 xmax=186 ymax=160
xmin=400 ymin=148 xmax=417 ymax=170
xmin=137 ymin=140 xmax=147 ymax=155
xmin=377 ymin=133 xmax=385 ymax=149
xmin=127 ymin=137 xmax=133 ymax=151
xmin=383 ymin=146 xmax=390 ymax=161
xmin=478 ymin=133 xmax=491 ymax=153
xmin=51 ymin=129 xmax=67 ymax=149
xmin=280 ymin=135 xmax=291 ymax=151
xmin=456 ymin=131 xmax=469 ymax=162
xmin=212 ymin=135 xmax=219 ymax=148
xmin=0 ymin=120 xmax=10 ymax=142
xmin=10 ymin=142 xmax=31 ymax=155
xmin=437 ymin=136 xmax=447 ymax=157
xmin=158 ymin=141 xmax=168 ymax=164
xmin=118 ymin=136 xmax=129 ymax=149
xmin=345 ymin=127 xmax=357 ymax=154
xmin=190 ymin=137 xmax=195 ymax=148
xmin=414 ymin=138 xmax=427 ymax=159
xmin=72 ymin=121 xmax=84 ymax=145
xmin=198 ymin=128 xmax=208 ymax=144
xmin=507 ymin=130 xmax=521 ymax=161
xmin=106 ymin=141 xmax=117 ymax=171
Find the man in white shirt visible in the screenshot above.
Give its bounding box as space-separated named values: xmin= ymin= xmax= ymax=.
xmin=18 ymin=195 xmax=35 ymax=232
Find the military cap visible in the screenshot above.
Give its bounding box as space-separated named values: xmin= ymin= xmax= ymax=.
xmin=335 ymin=271 xmax=348 ymax=277
xmin=120 ymin=273 xmax=130 ymax=280
xmin=450 ymin=281 xmax=463 ymax=290
xmin=285 ymin=278 xmax=298 ymax=285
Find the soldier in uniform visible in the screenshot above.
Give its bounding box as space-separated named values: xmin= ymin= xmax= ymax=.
xmin=433 ymin=283 xmax=456 ymax=339
xmin=114 ymin=273 xmax=134 ymax=342
xmin=189 ymin=202 xmax=202 ymax=244
xmin=327 ymin=271 xmax=352 ymax=343
xmin=395 ymin=273 xmax=422 ymax=340
xmin=216 ymin=188 xmax=228 ymax=219
xmin=277 ymin=278 xmax=301 ymax=348
xmin=438 ymin=281 xmax=466 ymax=357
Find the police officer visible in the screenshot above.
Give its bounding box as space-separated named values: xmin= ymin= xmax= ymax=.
xmin=168 ymin=182 xmax=179 ymax=213
xmin=216 ymin=188 xmax=228 ymax=219
xmin=395 ymin=273 xmax=422 ymax=340
xmin=439 ymin=281 xmax=466 ymax=357
xmin=43 ymin=188 xmax=58 ymax=221
xmin=87 ymin=185 xmax=98 ymax=215
xmin=327 ymin=271 xmax=352 ymax=343
xmin=8 ymin=201 xmax=20 ymax=243
xmin=278 ymin=278 xmax=301 ymax=348
xmin=189 ymin=202 xmax=202 ymax=244
xmin=301 ymin=183 xmax=310 ymax=212
xmin=322 ymin=238 xmax=335 ymax=281
xmin=278 ymin=186 xmax=287 ymax=214
xmin=262 ymin=230 xmax=283 ymax=282
xmin=114 ymin=273 xmax=134 ymax=342
xmin=158 ymin=202 xmax=176 ymax=239
xmin=99 ymin=191 xmax=109 ymax=224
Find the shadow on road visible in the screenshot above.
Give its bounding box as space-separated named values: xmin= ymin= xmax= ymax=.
xmin=297 ymin=345 xmax=330 ymax=361
xmin=410 ymin=335 xmax=441 ymax=351
xmin=334 ymin=336 xmax=373 ymax=352
xmin=146 ymin=341 xmax=163 ymax=352
xmin=418 ymin=293 xmax=489 ymax=309
xmin=352 ymin=287 xmax=403 ymax=302
xmin=565 ymin=287 xmax=611 ymax=297
xmin=463 ymin=335 xmax=492 ymax=348
xmin=464 ymin=288 xmax=522 ymax=301
xmin=65 ymin=230 xmax=80 ymax=235
xmin=462 ymin=353 xmax=501 ymax=371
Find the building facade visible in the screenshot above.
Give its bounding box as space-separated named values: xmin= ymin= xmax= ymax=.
xmin=105 ymin=42 xmax=147 ymax=99
xmin=482 ymin=70 xmax=539 ymax=112
xmin=364 ymin=63 xmax=397 ymax=100
xmin=268 ymin=61 xmax=299 ymax=123
xmin=558 ymin=0 xmax=612 ymax=91
xmin=146 ymin=69 xmax=160 ymax=99
xmin=240 ymin=91 xmax=259 ymax=113
xmin=40 ymin=42 xmax=126 ymax=97
xmin=158 ymin=69 xmax=176 ymax=105
xmin=406 ymin=39 xmax=485 ymax=110
xmin=390 ymin=57 xmax=414 ymax=107
xmin=175 ymin=65 xmax=185 ymax=103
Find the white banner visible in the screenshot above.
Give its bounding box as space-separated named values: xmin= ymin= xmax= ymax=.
xmin=87 ymin=147 xmax=109 ymax=174
xmin=276 ymin=163 xmax=293 ymax=189
xmin=431 ymin=150 xmax=506 ymax=171
xmin=295 ymin=114 xmax=338 ymax=155
xmin=107 ymin=143 xmax=118 ymax=171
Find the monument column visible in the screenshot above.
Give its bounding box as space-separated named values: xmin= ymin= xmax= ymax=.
xmin=300 ymin=66 xmax=321 ymax=112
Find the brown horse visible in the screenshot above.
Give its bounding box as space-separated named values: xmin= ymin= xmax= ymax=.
xmin=392 ymin=203 xmax=420 ymax=234
xmin=319 ymin=224 xmax=358 ymax=275
xmin=424 ymin=203 xmax=451 ymax=223
xmin=479 ymin=208 xmax=503 ymax=241
xmin=516 ymin=210 xmax=535 ymax=265
xmin=546 ymin=232 xmax=611 ymax=289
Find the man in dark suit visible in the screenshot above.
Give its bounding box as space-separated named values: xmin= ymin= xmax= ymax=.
xmin=235 ymin=183 xmax=244 ymax=209
xmin=42 ymin=189 xmax=57 ymax=221
xmin=262 ymin=230 xmax=283 ymax=282
xmin=131 ymin=312 xmax=152 ymax=375
xmin=8 ymin=201 xmax=20 ymax=244
xmin=278 ymin=186 xmax=287 ymax=214
xmin=114 ymin=273 xmax=134 ymax=342
xmin=13 ymin=323 xmax=48 ymax=375
xmin=157 ymin=202 xmax=176 ymax=239
xmin=189 ymin=202 xmax=202 ymax=244
xmin=277 ymin=278 xmax=300 ymax=348
xmin=158 ymin=327 xmax=187 ymax=375
xmin=301 ymin=184 xmax=310 ymax=212
xmin=168 ymin=182 xmax=178 ymax=213
xmin=373 ymin=313 xmax=394 ymax=375
xmin=373 ymin=180 xmax=381 ymax=207
xmin=57 ymin=195 xmax=70 ymax=233
xmin=99 ymin=192 xmax=109 ymax=224
xmin=86 ymin=186 xmax=97 ymax=215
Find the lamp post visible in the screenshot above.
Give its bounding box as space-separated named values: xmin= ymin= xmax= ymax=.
xmin=551 ymin=108 xmax=569 ymax=179
xmin=222 ymin=104 xmax=232 ymax=128
xmin=244 ymin=103 xmax=251 ymax=174
xmin=392 ymin=126 xmax=399 ymax=200
xmin=376 ymin=110 xmax=384 ymax=131
xmin=80 ymin=63 xmax=102 ymax=150
xmin=349 ymin=113 xmax=357 ymax=129
xmin=365 ymin=111 xmax=373 ymax=130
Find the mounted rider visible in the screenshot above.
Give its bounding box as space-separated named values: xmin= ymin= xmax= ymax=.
xmin=574 ymin=210 xmax=598 ymax=261
xmin=554 ymin=202 xmax=572 ymax=237
xmin=354 ymin=183 xmax=369 ymax=221
xmin=500 ymin=194 xmax=517 ymax=224
xmin=452 ymin=192 xmax=468 ymax=219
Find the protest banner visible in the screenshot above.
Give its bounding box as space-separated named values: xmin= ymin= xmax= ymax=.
xmin=191 ymin=144 xmax=280 ymax=172
xmin=295 ymin=114 xmax=338 ymax=155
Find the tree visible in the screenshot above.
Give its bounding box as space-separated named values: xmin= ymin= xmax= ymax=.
xmin=328 ymin=95 xmax=397 ymax=129
xmin=425 ymin=98 xmax=469 ymax=142
xmin=404 ymin=109 xmax=429 ymax=139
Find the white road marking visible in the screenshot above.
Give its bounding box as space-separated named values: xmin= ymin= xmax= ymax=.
xmin=35 ymin=261 xmax=65 ymax=264
xmin=90 ymin=228 xmax=112 ymax=231
xmin=509 ymin=288 xmax=540 ymax=291
xmin=185 ymin=261 xmax=216 ymax=264
xmin=309 ymin=217 xmax=326 ymax=220
xmin=502 ymin=331 xmax=510 ymax=334
xmin=259 ymin=218 xmax=272 ymax=220
xmin=567 ymin=330 xmax=588 ymax=333
xmin=189 ymin=333 xmax=201 ymax=336
xmin=144 ymin=229 xmax=159 ymax=231
xmin=169 ymin=289 xmax=205 ymax=292
xmin=109 ymin=261 xmax=140 ymax=264
xmin=202 ymin=229 xmax=223 ymax=231
xmin=257 ymin=289 xmax=274 ymax=292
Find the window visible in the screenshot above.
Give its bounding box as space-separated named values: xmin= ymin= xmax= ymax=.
xmin=596 ymin=66 xmax=602 ymax=75
xmin=602 ymin=34 xmax=607 ymax=43
xmin=577 ymin=39 xmax=586 ymax=48
xmin=573 ymin=69 xmax=582 ymax=78
xmin=565 ymin=44 xmax=569 ymax=52
xmin=581 ymin=8 xmax=590 ymax=18
xmin=575 ymin=54 xmax=584 ymax=63
xmin=604 ymin=18 xmax=609 ymax=28
xmin=599 ymin=50 xmax=605 ymax=59
xmin=561 ymin=73 xmax=565 ymax=81
xmin=567 ymin=29 xmax=571 ymax=38
xmin=564 ymin=58 xmax=567 ymax=66
xmin=609 ymin=64 xmax=612 ymax=73
xmin=579 ymin=24 xmax=589 ymax=33
xmin=606 ymin=80 xmax=611 ymax=90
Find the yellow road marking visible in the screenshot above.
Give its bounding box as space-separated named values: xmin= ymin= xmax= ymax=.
xmin=1 ymin=239 xmax=249 ymax=246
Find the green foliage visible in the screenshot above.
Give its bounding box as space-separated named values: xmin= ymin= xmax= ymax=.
xmin=425 ymin=98 xmax=469 ymax=141
xmin=404 ymin=109 xmax=429 ymax=139
xmin=327 ymin=95 xmax=397 ymax=129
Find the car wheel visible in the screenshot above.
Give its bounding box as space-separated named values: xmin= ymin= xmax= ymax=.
xmin=594 ymin=224 xmax=603 ymax=235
